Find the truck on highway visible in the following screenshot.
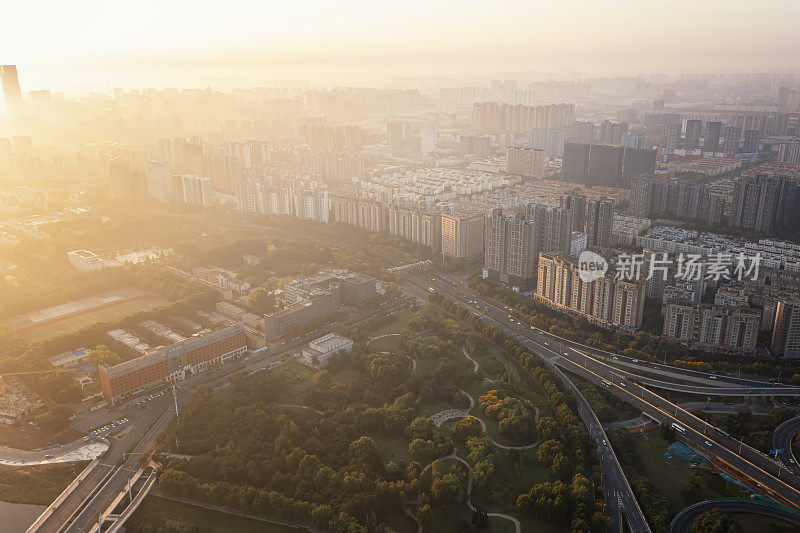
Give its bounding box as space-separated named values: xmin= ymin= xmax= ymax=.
xmin=672 ymin=422 xmax=686 ymax=434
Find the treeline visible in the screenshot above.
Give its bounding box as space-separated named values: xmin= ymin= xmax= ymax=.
xmin=158 ymin=468 xmax=367 ymax=532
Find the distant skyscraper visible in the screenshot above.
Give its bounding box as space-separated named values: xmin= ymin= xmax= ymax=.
xmin=530 ymin=128 xmax=565 ymax=158
xmin=0 ymin=65 xmax=22 ymax=119
xmin=704 ymin=121 xmax=722 ymax=152
xmin=722 ymin=126 xmax=741 ymax=154
xmin=110 ymin=158 xmax=137 ymax=198
xmin=684 ymin=119 xmax=702 ymax=149
xmin=660 ymin=123 xmax=681 ymax=149
xmin=144 ymin=160 xmax=172 ymax=201
xmin=506 ymin=146 xmax=545 ymax=176
xmin=743 ymin=129 xmax=761 ymax=153
xmin=180 ymin=174 xmax=213 ymax=207
xmin=622 ymin=133 xmax=645 ymax=150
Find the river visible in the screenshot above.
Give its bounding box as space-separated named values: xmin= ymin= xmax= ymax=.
xmin=0 ymin=500 xmax=47 ymax=532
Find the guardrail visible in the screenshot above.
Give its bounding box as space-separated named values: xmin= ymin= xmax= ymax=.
xmin=27 ymin=458 xmax=103 ymax=533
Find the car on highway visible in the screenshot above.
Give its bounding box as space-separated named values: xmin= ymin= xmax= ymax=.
xmin=705 ymin=440 xmax=712 ymax=447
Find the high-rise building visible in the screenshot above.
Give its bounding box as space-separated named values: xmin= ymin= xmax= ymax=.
xmin=525 ymin=203 xmax=573 ymax=255
xmin=704 ymin=121 xmax=722 ymax=152
xmin=110 ymin=158 xmax=137 ymax=198
xmin=0 ymin=65 xmax=23 ymax=119
xmin=662 ymin=300 xmax=760 ymax=354
xmin=722 ymin=126 xmax=741 ymax=154
xmin=560 ymin=194 xmax=587 ymax=232
xmin=536 ymin=252 xmax=645 ymax=330
xmin=530 ymin=128 xmax=565 ymax=158
xmin=772 ymin=300 xmax=800 ymax=358
xmin=388 ymin=205 xmax=441 ymax=250
xmin=622 ymin=133 xmax=645 ymax=150
xmin=598 ymin=120 xmax=628 ymax=145
xmin=506 ymin=146 xmax=545 ymax=176
xmin=660 ymin=123 xmax=681 ymax=149
xmin=743 ymin=129 xmax=761 ymax=153
xmin=566 ymin=121 xmax=595 ymax=144
xmin=441 ymin=213 xmax=485 ymax=261
xmin=387 ymin=121 xmax=408 ymax=151
xmin=180 ymin=174 xmax=213 ymax=207
xmin=562 ymin=143 xmax=656 ymax=188
xmin=628 ymin=175 xmax=653 ymax=218
xmin=484 ymin=210 xmax=540 ymax=288
xmin=585 ymin=198 xmax=614 ymax=248
xmin=144 ymin=160 xmax=172 ymax=201
xmin=684 ymin=119 xmax=702 ymax=149
xmin=732 ymin=175 xmax=799 ymax=233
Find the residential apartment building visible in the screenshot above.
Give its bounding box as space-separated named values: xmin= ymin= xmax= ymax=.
xmin=441 ymin=212 xmax=485 ymax=261
xmin=536 ymin=252 xmax=645 ymax=330
xmin=662 ymin=300 xmax=760 ymax=354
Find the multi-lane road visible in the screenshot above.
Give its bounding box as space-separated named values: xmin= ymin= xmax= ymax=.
xmin=397 ymin=267 xmax=800 ymax=513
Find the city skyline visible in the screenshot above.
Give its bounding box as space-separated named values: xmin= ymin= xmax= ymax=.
xmin=4 ymin=0 xmax=800 ymax=92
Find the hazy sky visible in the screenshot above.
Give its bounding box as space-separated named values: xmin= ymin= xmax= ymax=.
xmin=5 ymin=0 xmax=800 ymax=91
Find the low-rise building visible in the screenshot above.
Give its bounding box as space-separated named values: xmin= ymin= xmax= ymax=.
xmin=98 ymin=325 xmax=247 ymax=404
xmin=301 ymin=333 xmax=353 ymax=367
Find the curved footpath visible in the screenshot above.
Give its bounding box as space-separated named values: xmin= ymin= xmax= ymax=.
xmin=670 ymin=498 xmax=800 ymax=533
xmin=421 ymin=450 xmax=521 ymax=533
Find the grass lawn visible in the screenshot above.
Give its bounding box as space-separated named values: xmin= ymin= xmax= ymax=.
xmin=618 ymin=431 xmax=739 ymax=517
xmin=730 ymin=512 xmax=800 ymax=531
xmin=374 ymin=434 xmax=411 ymax=463
xmin=130 ymin=495 xmax=303 ymax=532
xmin=0 ymin=461 xmax=89 ymax=504
xmin=367 ymin=334 xmax=404 ymax=353
xmin=0 ymin=423 xmax=83 ymax=451
xmin=269 ymin=361 xmax=316 ymax=404
xmin=370 ymin=309 xmax=414 ymax=337
xmin=18 ymin=296 xmax=171 ymax=342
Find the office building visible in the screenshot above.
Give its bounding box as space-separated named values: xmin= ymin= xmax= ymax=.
xmin=771 ymin=300 xmax=800 ymax=358
xmin=704 ymin=121 xmax=722 ymax=152
xmin=98 ymin=325 xmax=247 ymax=404
xmin=441 ymin=212 xmax=485 ymax=261
xmin=598 ymin=120 xmax=628 ymax=145
xmin=566 ymin=121 xmax=595 ymax=144
xmin=301 ymin=334 xmax=353 ymax=367
xmin=506 ymin=146 xmax=545 ymax=176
